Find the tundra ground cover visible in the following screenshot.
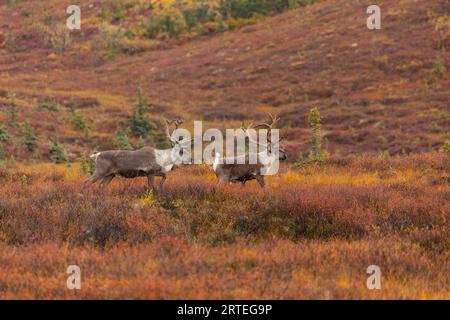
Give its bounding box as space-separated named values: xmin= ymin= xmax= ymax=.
xmin=0 ymin=153 xmax=448 ymax=299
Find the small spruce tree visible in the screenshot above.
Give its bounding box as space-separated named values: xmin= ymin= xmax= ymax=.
xmin=128 ymin=86 xmax=156 ymax=137
xmin=136 ymin=136 xmax=145 ymax=149
xmin=308 ymin=107 xmax=323 ymax=162
xmin=49 ymin=137 xmax=68 ymax=163
xmin=8 ymin=93 xmax=18 ymax=126
xmin=21 ymin=122 xmax=37 ymax=152
xmin=66 ymin=99 xmax=86 ymax=131
xmin=0 ymin=126 xmax=9 ymax=161
xmin=72 ymin=112 xmax=87 ymax=131
xmin=67 ymin=98 xmax=76 ymax=113
xmin=294 ymin=107 xmax=325 ymax=169
xmin=113 ymin=129 xmax=133 ymax=150
xmin=79 ymin=153 xmax=95 ymax=175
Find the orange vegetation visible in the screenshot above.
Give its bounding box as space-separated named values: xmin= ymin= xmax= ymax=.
xmin=0 ymin=153 xmax=448 ymax=299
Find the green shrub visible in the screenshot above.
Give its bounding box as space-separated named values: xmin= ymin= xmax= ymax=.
xmin=225 ymin=0 xmax=270 ymax=19
xmin=293 ymin=152 xmax=308 ymax=169
xmin=66 ymin=99 xmax=76 ymax=113
xmin=43 ymin=15 xmax=54 ymax=26
xmin=49 ymin=138 xmax=68 ymax=163
xmin=19 ymin=174 xmax=29 ymax=187
xmin=38 ymin=99 xmax=59 ymax=112
xmin=0 ymin=126 xmax=11 ymax=142
xmin=110 ymin=2 xmax=126 ymax=22
xmin=7 ymin=93 xmax=18 ymax=125
xmin=64 ymin=99 xmax=87 ymax=131
xmin=440 ymin=141 xmax=450 ymax=153
xmin=183 ymin=6 xmax=214 ymax=31
xmin=98 ymin=1 xmax=131 ymax=23
xmin=220 ymin=0 xmax=302 ymax=19
xmin=433 ymin=54 xmax=446 ymax=77
xmin=145 ymin=0 xmax=317 ymax=40
xmin=146 ymin=15 xmax=184 ymax=39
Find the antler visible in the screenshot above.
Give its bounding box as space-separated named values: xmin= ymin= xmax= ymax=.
xmin=267 ymin=113 xmax=280 ymax=128
xmin=252 ymin=113 xmax=281 ymax=148
xmin=240 ymin=121 xmax=253 ymax=135
xmin=174 ymin=119 xmax=184 ymax=128
xmin=241 ymin=121 xmax=270 ymax=150
xmin=253 ymin=113 xmax=279 ymax=130
xmin=241 ymin=121 xmax=256 ymax=144
xmin=165 ymin=118 xmax=184 ymax=145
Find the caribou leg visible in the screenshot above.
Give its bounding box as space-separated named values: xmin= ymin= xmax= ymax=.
xmin=100 ymin=174 xmax=115 ymax=188
xmin=157 ymin=173 xmax=167 ymax=191
xmin=256 ymin=175 xmax=265 ymax=188
xmin=147 ymin=175 xmax=155 ymax=190
xmin=84 ymin=172 xmax=103 ymax=188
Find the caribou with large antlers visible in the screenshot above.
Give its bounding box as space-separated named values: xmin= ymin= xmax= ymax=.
xmin=84 ymin=119 xmax=191 ymax=190
xmin=212 ymin=114 xmax=287 ymax=187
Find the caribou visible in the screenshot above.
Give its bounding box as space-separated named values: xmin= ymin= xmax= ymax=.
xmin=212 ymin=114 xmax=287 ymax=187
xmin=84 ymin=119 xmax=191 ymax=190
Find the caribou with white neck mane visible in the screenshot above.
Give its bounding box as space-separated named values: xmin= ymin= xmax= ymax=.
xmin=84 ymin=119 xmax=191 ymax=190
xmin=212 ymin=114 xmax=288 ymax=187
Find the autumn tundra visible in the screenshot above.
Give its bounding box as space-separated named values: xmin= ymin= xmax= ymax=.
xmin=0 ymin=0 xmax=448 ymax=299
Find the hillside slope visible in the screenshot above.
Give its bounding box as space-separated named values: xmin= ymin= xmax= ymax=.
xmin=0 ymin=0 xmax=449 ymax=161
